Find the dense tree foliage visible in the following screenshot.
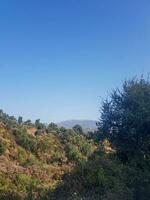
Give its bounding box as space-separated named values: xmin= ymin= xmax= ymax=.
xmin=12 ymin=128 xmax=38 ymax=153
xmin=0 ymin=110 xmax=17 ymax=128
xmin=73 ymin=124 xmax=83 ymax=134
xmin=35 ymin=119 xmax=45 ymax=130
xmin=47 ymin=123 xmax=58 ymax=132
xmin=97 ymin=77 xmax=150 ymax=163
xmin=18 ymin=116 xmax=23 ymax=125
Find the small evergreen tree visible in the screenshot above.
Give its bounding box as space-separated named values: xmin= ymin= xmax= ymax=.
xmin=73 ymin=124 xmax=83 ymax=134
xmin=18 ymin=116 xmax=23 ymax=125
xmin=35 ymin=119 xmax=45 ymax=130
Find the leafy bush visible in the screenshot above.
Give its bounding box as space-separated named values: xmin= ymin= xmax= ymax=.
xmin=47 ymin=123 xmax=58 ymax=133
xmin=12 ymin=128 xmax=38 ymax=154
xmin=35 ymin=119 xmax=46 ymax=130
xmin=59 ymin=129 xmax=74 ymax=144
xmin=0 ymin=139 xmax=6 ymax=155
xmin=0 ymin=192 xmax=22 ymax=200
xmin=16 ymin=174 xmax=31 ymax=191
xmin=22 ymin=154 xmax=38 ymax=167
xmin=51 ymin=151 xmax=62 ymax=163
xmin=51 ymin=150 xmax=134 ymax=200
xmin=0 ymin=110 xmax=18 ymax=128
xmin=37 ymin=138 xmax=49 ymax=152
xmin=65 ymin=144 xmax=82 ymax=162
xmin=80 ymin=142 xmax=93 ymax=157
xmin=73 ymin=124 xmax=83 ymax=134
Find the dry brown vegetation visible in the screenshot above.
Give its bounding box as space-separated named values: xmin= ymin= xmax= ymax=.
xmin=0 ymin=122 xmax=95 ymax=199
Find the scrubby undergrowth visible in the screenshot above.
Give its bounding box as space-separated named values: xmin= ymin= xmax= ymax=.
xmin=0 ymin=118 xmax=95 ymax=200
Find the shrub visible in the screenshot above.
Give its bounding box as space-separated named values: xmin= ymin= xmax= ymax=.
xmin=16 ymin=174 xmax=31 ymax=191
xmin=48 ymin=123 xmax=58 ymax=133
xmin=0 ymin=139 xmax=6 ymax=155
xmin=12 ymin=128 xmax=38 ymax=154
xmin=65 ymin=144 xmax=82 ymax=162
xmin=51 ymin=151 xmax=62 ymax=163
xmin=0 ymin=192 xmax=22 ymax=200
xmin=80 ymin=143 xmax=93 ymax=157
xmin=54 ymin=149 xmax=134 ymax=200
xmin=0 ymin=110 xmax=18 ymax=128
xmin=73 ymin=124 xmax=83 ymax=135
xmin=22 ymin=154 xmax=38 ymax=167
xmin=37 ymin=138 xmax=49 ymax=152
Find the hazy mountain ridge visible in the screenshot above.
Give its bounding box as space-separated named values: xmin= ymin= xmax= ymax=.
xmin=57 ymin=120 xmax=97 ymax=129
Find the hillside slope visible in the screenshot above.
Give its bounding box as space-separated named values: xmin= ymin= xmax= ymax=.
xmin=0 ymin=119 xmax=95 ymax=200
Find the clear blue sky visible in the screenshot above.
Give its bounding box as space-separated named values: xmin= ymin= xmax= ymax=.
xmin=0 ymin=0 xmax=150 ymax=122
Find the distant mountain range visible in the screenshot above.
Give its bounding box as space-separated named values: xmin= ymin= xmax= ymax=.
xmin=57 ymin=120 xmax=98 ymax=130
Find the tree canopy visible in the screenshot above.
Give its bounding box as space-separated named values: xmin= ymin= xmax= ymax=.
xmin=73 ymin=124 xmax=83 ymax=134
xmin=97 ymin=77 xmax=150 ymax=162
